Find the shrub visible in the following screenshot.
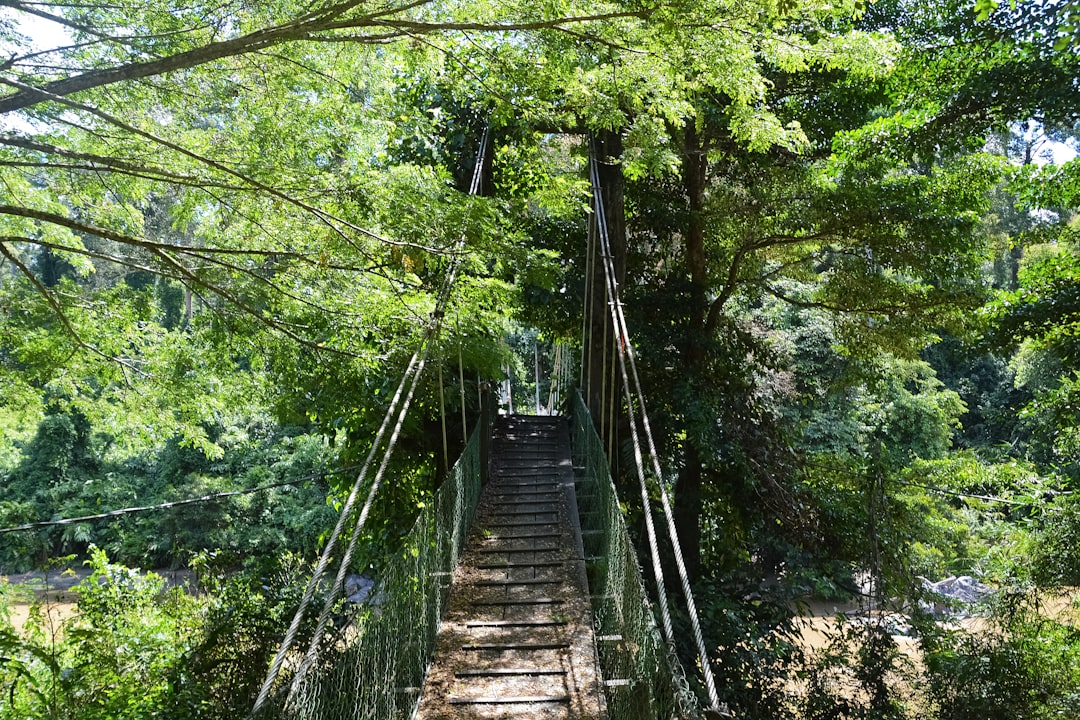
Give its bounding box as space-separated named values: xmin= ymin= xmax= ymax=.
xmin=1030 ymin=493 xmax=1080 ymax=587
xmin=919 ymin=589 xmax=1080 ymax=720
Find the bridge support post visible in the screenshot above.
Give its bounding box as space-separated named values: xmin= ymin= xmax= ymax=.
xmin=479 ymin=381 xmax=493 ymax=485
xmin=584 ymin=129 xmax=626 ymax=465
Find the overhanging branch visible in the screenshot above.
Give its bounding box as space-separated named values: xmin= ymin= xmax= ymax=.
xmin=0 ymin=2 xmax=648 ymax=114
xmin=0 ymin=236 xmax=147 ymax=377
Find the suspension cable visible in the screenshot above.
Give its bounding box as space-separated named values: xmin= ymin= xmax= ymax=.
xmin=588 ymin=142 xmax=675 ymax=647
xmin=546 ymin=343 xmax=561 ymax=413
xmin=284 ymin=225 xmax=470 ymax=705
xmin=589 ymin=138 xmax=726 ymax=715
xmin=439 ymin=340 xmax=449 ymax=471
xmin=581 ymin=213 xmax=597 ymax=392
xmin=250 ymin=347 xmax=426 ymax=717
xmin=600 ymin=244 xmax=611 ymax=452
xmin=284 ymin=347 xmax=431 ymax=707
xmin=458 ymin=314 xmax=467 ymax=445
xmin=534 ymin=340 xmax=541 ymax=413
xmin=606 ymin=315 xmax=617 ymax=471
xmin=250 ymin=123 xmax=491 ymax=718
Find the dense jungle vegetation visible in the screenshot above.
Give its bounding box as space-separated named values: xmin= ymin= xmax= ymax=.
xmin=1 ymin=0 xmax=1079 ymax=717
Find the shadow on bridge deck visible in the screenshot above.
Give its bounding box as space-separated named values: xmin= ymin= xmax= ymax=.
xmin=416 ymin=414 xmax=606 ymax=720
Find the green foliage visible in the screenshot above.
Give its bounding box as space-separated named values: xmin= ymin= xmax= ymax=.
xmin=164 ymin=552 xmax=318 ymax=720
xmin=0 ymin=410 xmax=336 ymax=572
xmin=919 ymin=591 xmax=1080 ymax=720
xmin=855 ymin=357 xmax=967 ymax=470
xmin=800 ymin=619 xmax=912 ymax=720
xmin=0 ymin=548 xmax=325 ymax=720
xmin=0 ymin=549 xmax=200 ymax=720
xmin=0 ymin=405 xmax=40 ymax=474
xmin=1012 ymin=159 xmax=1080 ymax=211
xmin=62 ymin=549 xmax=199 ymax=719
xmin=991 ymin=250 xmax=1080 ymax=362
xmin=864 ymin=0 xmax=1080 ymax=159
xmin=695 ymin=577 xmax=803 ymax=718
xmin=8 ymin=405 xmax=99 ymax=502
xmin=0 ymin=0 xmax=1076 ymax=715
xmin=1029 ymin=493 xmax=1080 ymax=587
xmin=900 ymin=454 xmax=1045 ymax=579
xmin=985 ymin=246 xmax=1080 ymax=467
xmin=923 ymin=335 xmax=1028 ymax=450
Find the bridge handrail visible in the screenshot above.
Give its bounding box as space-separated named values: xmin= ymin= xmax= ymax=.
xmin=570 ymin=390 xmax=703 ymax=720
xmin=272 ymin=422 xmax=485 ymax=720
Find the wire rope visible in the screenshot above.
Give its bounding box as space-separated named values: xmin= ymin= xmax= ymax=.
xmin=0 ymin=470 xmax=353 ymax=535
xmin=581 ymin=213 xmax=597 ymax=392
xmin=600 ymin=242 xmax=612 ymax=454
xmin=439 ymin=341 xmax=449 ymax=471
xmin=607 ymin=313 xmax=617 ymax=472
xmin=589 ymin=138 xmax=726 ymax=715
xmin=534 ymin=341 xmax=541 ymax=413
xmin=250 ymin=347 xmax=425 ymax=717
xmin=587 ymin=142 xmax=676 ymax=648
xmin=283 ymin=348 xmax=431 ymax=708
xmin=250 ymin=123 xmax=491 ymax=718
xmin=458 ymin=314 xmax=467 ymax=445
xmin=546 ymin=343 xmax=561 ymax=413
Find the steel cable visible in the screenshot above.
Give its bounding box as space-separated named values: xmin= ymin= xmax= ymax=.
xmin=587 ymin=141 xmax=676 ymax=647
xmin=249 ymin=124 xmax=491 ymax=718
xmin=588 ymin=137 xmax=727 ymax=715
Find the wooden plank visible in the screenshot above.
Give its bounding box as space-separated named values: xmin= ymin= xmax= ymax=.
xmin=489 ymin=508 xmax=559 ymax=516
xmin=475 ymin=560 xmax=564 ymax=569
xmin=461 ymin=642 xmax=570 ymax=651
xmin=468 ymin=598 xmax=564 ymax=606
xmin=455 ymin=668 xmax=565 ymax=677
xmin=473 ymin=579 xmax=560 ymax=587
xmin=473 ymin=546 xmax=559 ymax=554
xmin=450 ymin=695 xmax=570 ymax=705
xmin=464 ymin=620 xmax=568 ymax=628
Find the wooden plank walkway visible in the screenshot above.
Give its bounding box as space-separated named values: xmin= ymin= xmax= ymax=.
xmin=416 ymin=415 xmax=606 ymax=720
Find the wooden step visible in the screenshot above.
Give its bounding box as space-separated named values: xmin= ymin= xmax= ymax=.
xmin=416 ymin=415 xmax=605 ymax=720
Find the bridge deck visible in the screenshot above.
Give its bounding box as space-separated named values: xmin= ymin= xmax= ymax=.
xmin=416 ymin=415 xmax=606 ymax=720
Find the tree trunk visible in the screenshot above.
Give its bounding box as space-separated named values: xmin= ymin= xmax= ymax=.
xmin=675 ymin=441 xmax=704 ymax=581
xmin=675 ymin=119 xmax=709 ymax=582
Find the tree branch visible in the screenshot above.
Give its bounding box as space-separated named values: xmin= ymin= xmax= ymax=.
xmin=0 ymin=236 xmax=147 ymax=376
xmin=0 ymin=78 xmax=393 ymax=258
xmin=0 ymin=2 xmax=648 ymax=114
xmin=0 ymin=12 xmax=316 ymax=112
xmin=2 ymin=1 xmax=115 ymax=42
xmin=762 ymin=283 xmax=953 ymax=315
xmin=0 ymin=206 xmax=404 ymax=331
xmin=145 ymin=243 xmax=368 ymax=357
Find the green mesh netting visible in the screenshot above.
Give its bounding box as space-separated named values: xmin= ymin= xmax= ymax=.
xmin=570 ymin=391 xmax=702 ymax=720
xmin=264 ymin=429 xmax=482 ymax=720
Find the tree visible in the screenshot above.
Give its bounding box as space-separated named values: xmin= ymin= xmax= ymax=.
xmin=627 ymin=0 xmax=1080 ymax=580
xmin=0 ymin=0 xmax=662 ymax=378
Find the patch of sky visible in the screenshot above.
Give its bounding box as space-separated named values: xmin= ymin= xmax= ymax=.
xmin=1017 ymin=119 xmax=1078 ymax=166
xmin=0 ymin=6 xmax=71 ymax=55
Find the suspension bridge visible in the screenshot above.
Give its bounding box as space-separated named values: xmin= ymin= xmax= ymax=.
xmin=246 ymin=137 xmax=729 ymax=720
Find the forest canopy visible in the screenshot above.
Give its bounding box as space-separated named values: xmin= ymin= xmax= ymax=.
xmin=1 ymin=0 xmax=1079 ymax=718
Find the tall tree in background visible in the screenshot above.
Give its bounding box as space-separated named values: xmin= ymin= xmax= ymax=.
xmin=615 ymin=0 xmax=1080 ymax=578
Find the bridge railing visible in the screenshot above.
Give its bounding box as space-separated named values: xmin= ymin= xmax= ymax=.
xmin=570 ymin=390 xmax=702 ymax=720
xmin=275 ymin=425 xmax=484 ymax=720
